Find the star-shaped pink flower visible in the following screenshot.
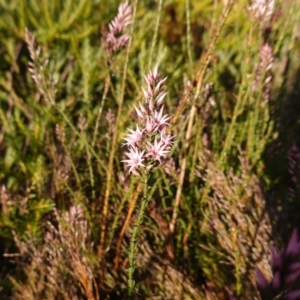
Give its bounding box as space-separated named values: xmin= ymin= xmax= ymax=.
xmin=122 ymin=147 xmax=145 ymax=175
xmin=123 ymin=126 xmax=144 ymax=148
xmin=152 ymin=106 xmax=171 ymax=129
xmin=146 ymin=139 xmax=169 ymax=163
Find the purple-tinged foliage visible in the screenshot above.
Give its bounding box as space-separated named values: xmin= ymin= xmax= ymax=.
xmin=284 ymin=290 xmax=300 ymax=300
xmin=255 ymin=229 xmax=300 ymax=299
xmin=256 ymin=267 xmax=269 ymax=290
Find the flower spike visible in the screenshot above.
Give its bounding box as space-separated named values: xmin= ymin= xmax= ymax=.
xmin=122 ymin=65 xmax=174 ymax=174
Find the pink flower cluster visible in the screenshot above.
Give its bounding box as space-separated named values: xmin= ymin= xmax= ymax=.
xmin=105 ymin=1 xmax=132 ymax=54
xmin=122 ymin=65 xmax=174 ymax=175
xmin=249 ymin=0 xmax=274 ymax=22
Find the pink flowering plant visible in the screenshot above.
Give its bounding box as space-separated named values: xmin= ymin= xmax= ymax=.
xmin=103 ymin=1 xmax=133 ymax=55
xmin=122 ymin=65 xmax=173 ymax=298
xmin=122 ymin=65 xmax=173 ymax=176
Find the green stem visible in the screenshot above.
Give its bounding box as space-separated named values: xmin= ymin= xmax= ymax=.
xmin=128 ymin=171 xmax=150 ymax=299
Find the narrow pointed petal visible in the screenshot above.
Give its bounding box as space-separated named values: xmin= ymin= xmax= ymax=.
xmin=152 ymin=64 xmax=159 ymax=78
xmin=135 ymin=105 xmax=145 ymax=119
xmin=286 ymin=229 xmax=300 ymax=257
xmin=271 ymin=271 xmax=280 ymax=289
xmin=148 ymin=98 xmax=154 ymax=111
xmin=255 ymin=267 xmax=268 ymax=290
xmin=156 ymin=92 xmax=167 ymax=105
xmin=270 ymin=246 xmax=282 ymax=270
xmin=142 ymin=87 xmax=149 ymax=101
xmin=154 ymin=77 xmax=167 ymax=93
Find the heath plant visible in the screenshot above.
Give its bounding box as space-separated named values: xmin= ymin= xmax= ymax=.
xmin=122 ymin=64 xmax=174 ymax=298
xmin=1 ymin=0 xmax=300 ymax=299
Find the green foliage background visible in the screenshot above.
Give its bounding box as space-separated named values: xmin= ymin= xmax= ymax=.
xmin=1 ymin=0 xmax=300 ymax=299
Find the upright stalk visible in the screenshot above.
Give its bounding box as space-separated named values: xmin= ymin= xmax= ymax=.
xmin=127 ymin=171 xmax=150 ymax=299
xmin=122 ymin=65 xmax=173 ymax=298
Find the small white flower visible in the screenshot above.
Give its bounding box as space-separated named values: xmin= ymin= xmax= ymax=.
xmin=160 ymin=128 xmax=174 ymax=149
xmin=152 ymin=106 xmax=171 ymax=129
xmin=145 ymin=116 xmax=157 ymax=133
xmin=156 ymin=92 xmax=167 ymax=106
xmin=250 ymin=0 xmax=274 ymax=22
xmin=123 ymin=126 xmax=144 ymax=147
xmin=122 ymin=147 xmax=145 ymax=175
xmin=134 ymin=102 xmax=147 ymax=119
xmin=146 ymin=139 xmax=170 ymax=163
xmin=154 ymin=78 xmax=167 ymax=94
